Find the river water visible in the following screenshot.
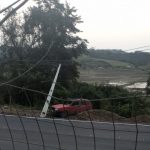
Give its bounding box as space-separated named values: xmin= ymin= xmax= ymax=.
xmin=109 ymin=82 xmax=147 ymax=89
xmin=126 ymin=82 xmax=147 ymax=89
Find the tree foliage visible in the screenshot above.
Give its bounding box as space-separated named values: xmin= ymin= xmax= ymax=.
xmin=146 ymin=76 xmax=150 ymax=95
xmin=0 ymin=0 xmax=87 ymax=106
xmin=53 ymin=82 xmax=150 ymax=118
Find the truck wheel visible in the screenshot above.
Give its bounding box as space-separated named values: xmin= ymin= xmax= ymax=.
xmin=60 ymin=111 xmax=68 ymax=118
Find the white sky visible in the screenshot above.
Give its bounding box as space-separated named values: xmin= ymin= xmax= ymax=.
xmin=1 ymin=0 xmax=150 ymax=50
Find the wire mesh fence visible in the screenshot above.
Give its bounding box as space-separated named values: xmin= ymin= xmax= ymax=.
xmin=0 ymin=1 xmax=150 ymax=150
xmin=0 ymin=87 xmax=150 ymax=150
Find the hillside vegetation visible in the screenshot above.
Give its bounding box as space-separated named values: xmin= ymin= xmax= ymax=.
xmin=78 ymin=49 xmax=150 ymax=84
xmin=79 ymin=49 xmax=150 ymax=69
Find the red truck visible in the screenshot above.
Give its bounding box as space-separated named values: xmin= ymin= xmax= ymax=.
xmin=51 ymin=99 xmax=92 ymax=117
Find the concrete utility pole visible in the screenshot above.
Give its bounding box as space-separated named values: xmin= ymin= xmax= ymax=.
xmin=40 ymin=64 xmax=61 ymax=118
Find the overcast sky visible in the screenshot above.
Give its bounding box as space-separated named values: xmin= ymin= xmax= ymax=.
xmin=1 ymin=0 xmax=150 ymax=51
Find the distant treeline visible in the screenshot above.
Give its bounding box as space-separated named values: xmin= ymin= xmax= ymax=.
xmin=88 ymin=49 xmax=150 ymax=66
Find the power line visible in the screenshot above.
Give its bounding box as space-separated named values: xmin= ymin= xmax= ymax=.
xmin=2 ymin=83 xmax=150 ymax=102
xmin=0 ymin=42 xmax=54 ymax=86
xmin=0 ymin=0 xmax=21 ymax=14
xmin=0 ymin=59 xmax=76 ymax=64
xmin=124 ymin=45 xmax=150 ymax=52
xmin=0 ymin=0 xmax=29 ymax=26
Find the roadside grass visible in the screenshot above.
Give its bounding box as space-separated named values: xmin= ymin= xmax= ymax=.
xmin=0 ymin=105 xmax=41 ymax=117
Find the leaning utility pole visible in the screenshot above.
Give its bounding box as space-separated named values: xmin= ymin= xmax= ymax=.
xmin=40 ymin=64 xmax=61 ymax=118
